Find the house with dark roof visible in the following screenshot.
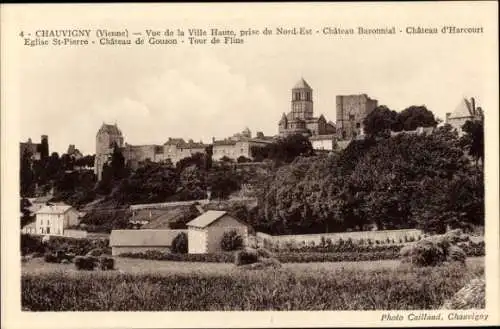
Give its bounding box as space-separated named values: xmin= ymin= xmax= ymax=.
xmin=186 ymin=210 xmax=250 ymax=253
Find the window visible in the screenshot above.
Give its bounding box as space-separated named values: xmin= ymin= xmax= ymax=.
xmin=356 ymin=123 xmax=361 ymax=128
xmin=47 ymin=227 xmax=50 ymax=234
xmin=306 ymin=92 xmax=311 ymax=101
xmin=349 ymin=114 xmax=355 ymax=121
xmin=295 ymin=92 xmax=300 ymax=101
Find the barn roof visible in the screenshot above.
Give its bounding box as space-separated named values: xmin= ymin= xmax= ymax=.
xmin=109 ymin=229 xmax=187 ymax=247
xmin=186 ymin=210 xmax=228 ymax=228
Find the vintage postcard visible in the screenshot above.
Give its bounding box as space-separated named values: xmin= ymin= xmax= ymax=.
xmin=1 ymin=2 xmax=499 ymax=328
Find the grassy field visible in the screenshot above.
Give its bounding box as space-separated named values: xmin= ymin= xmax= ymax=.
xmin=22 ymin=256 xmax=484 ymax=275
xmin=22 ymin=257 xmax=484 ymax=311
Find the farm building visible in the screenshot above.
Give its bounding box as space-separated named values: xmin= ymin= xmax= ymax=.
xmin=187 ymin=210 xmax=250 ymax=254
xmin=109 ymin=229 xmax=187 ymax=256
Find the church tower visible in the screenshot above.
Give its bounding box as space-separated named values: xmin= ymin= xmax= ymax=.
xmin=290 ymin=78 xmax=313 ymax=120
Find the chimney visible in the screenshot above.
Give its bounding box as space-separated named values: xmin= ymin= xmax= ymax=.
xmin=212 ymin=137 xmax=215 ymax=143
xmin=470 ymin=98 xmax=476 ymax=112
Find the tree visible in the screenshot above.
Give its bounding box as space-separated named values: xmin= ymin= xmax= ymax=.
xmin=220 ymin=230 xmax=244 ymax=251
xmin=45 ymin=152 xmax=62 ymax=180
xmin=206 ymin=165 xmax=241 ymax=200
xmin=172 ymin=232 xmax=188 ymax=253
xmin=460 ymin=119 xmax=484 ymax=167
xmin=176 ymin=152 xmax=207 ymax=172
xmin=20 ymin=149 xmax=34 ymax=196
xmin=178 ymin=165 xmax=206 ymax=200
xmin=110 ymin=144 xmax=126 ymax=180
xmin=398 ymin=105 xmax=438 ymax=131
xmin=363 ymin=105 xmax=399 ymax=137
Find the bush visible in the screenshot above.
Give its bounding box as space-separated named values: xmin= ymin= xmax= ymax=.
xmin=44 ymin=253 xmax=60 ymax=263
xmin=399 ymin=239 xmax=446 ymax=267
xmin=221 ymin=230 xmax=244 ymax=252
xmin=445 ymin=229 xmax=464 ymax=244
xmin=447 ymin=245 xmax=466 ymax=264
xmin=99 ymin=256 xmax=115 ymax=270
xmin=234 ymin=249 xmax=259 ymax=266
xmin=399 ymin=234 xmax=467 ymax=267
xmin=74 ymin=256 xmax=97 ymax=270
xmin=42 ymin=235 xmax=109 ymax=256
xmin=171 ymin=232 xmax=188 ymax=254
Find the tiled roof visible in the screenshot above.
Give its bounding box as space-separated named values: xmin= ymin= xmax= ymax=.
xmin=36 ymin=204 xmax=73 ymax=215
xmin=186 ymin=210 xmax=227 ymax=228
xmin=293 ymin=78 xmax=312 ymax=90
xmin=109 ymin=229 xmax=187 ymax=246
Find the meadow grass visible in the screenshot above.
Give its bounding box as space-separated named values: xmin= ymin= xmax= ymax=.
xmin=22 ymin=259 xmax=484 ymax=311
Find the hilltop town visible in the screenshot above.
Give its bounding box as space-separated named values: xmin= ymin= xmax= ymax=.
xmin=20 ymin=77 xmax=484 ymax=239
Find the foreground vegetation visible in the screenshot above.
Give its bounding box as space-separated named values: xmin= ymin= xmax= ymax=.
xmin=22 ymin=261 xmax=483 ymax=311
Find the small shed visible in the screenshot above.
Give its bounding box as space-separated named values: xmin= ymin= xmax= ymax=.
xmin=109 ymin=229 xmax=187 ymax=256
xmin=186 ymin=210 xmax=250 ymax=254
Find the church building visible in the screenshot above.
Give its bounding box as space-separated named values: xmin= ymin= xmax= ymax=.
xmin=278 ymin=78 xmax=336 ymax=137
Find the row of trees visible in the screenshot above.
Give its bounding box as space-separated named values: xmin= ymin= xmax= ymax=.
xmin=252 ymin=123 xmax=483 ymax=235
xmin=362 ymin=105 xmax=439 ymax=137
xmin=20 ymin=150 xmax=95 ymax=197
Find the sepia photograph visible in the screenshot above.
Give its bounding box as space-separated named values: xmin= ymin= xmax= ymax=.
xmin=1 ymin=2 xmax=499 ymax=328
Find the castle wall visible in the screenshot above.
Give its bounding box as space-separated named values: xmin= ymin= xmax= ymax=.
xmin=336 ymin=94 xmax=378 ymax=140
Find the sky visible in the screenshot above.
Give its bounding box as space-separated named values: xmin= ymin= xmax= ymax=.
xmin=6 ymin=3 xmax=498 ymax=155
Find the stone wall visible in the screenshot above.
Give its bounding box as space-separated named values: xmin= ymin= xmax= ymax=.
xmin=256 ymin=229 xmax=424 ymax=246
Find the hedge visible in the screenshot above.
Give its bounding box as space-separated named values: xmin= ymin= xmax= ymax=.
xmin=120 ymin=250 xmax=234 ymax=263
xmin=119 ymin=241 xmax=484 ymax=264
xmin=119 ymin=250 xmax=400 ymax=263
xmin=21 ymin=234 xmax=110 ymax=256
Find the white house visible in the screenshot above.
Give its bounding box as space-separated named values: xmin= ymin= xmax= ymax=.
xmin=35 ymin=203 xmax=79 ymax=236
xmin=309 ymin=134 xmax=337 ymax=151
xmin=187 ymin=210 xmax=250 ymax=254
